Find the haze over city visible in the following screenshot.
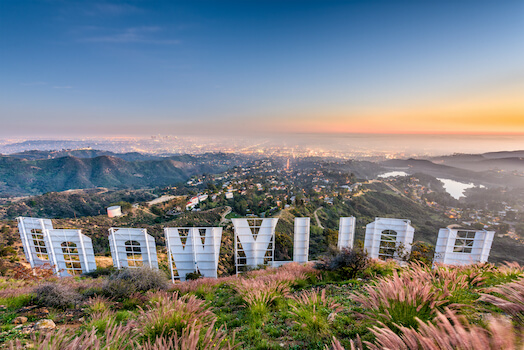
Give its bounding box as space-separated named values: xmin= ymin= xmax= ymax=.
xmin=1 ymin=0 xmax=523 ymax=141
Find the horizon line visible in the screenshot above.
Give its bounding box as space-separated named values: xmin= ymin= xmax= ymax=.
xmin=2 ymin=131 xmax=524 ymax=140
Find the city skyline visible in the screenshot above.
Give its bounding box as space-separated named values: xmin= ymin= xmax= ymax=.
xmin=1 ymin=1 xmax=523 ymax=137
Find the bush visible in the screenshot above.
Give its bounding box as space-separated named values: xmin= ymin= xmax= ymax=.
xmin=102 ymin=268 xmax=169 ymax=299
xmin=408 ymin=241 xmax=435 ymax=265
xmin=33 ymin=283 xmax=82 ymax=310
xmin=315 ymin=247 xmax=369 ymax=279
xmin=185 ymin=271 xmax=202 ymax=281
xmin=83 ymin=266 xmax=116 ymax=278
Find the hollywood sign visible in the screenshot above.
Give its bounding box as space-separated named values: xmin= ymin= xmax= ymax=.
xmin=17 ymin=216 xmax=495 ymax=279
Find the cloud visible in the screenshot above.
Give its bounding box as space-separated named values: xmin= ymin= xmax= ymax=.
xmin=83 ymin=26 xmax=180 ymax=45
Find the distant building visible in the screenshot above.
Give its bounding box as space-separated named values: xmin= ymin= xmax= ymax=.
xmin=433 ymin=228 xmax=494 ymax=265
xmin=186 ymin=196 xmax=199 ymax=210
xmin=107 ymin=206 xmax=122 ymax=218
xmin=364 ymin=218 xmax=415 ymax=260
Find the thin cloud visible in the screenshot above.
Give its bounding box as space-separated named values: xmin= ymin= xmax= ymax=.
xmin=83 ymin=26 xmax=180 ymax=45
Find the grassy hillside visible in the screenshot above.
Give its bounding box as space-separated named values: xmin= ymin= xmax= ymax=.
xmin=0 ymin=261 xmax=522 ymax=349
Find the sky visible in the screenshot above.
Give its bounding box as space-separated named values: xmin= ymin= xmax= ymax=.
xmin=1 ymin=0 xmax=524 ymax=138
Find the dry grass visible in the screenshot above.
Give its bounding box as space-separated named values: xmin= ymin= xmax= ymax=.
xmin=480 ymin=277 xmax=524 ymax=323
xmin=94 ymin=256 xmax=114 ymax=268
xmin=171 ymin=277 xmax=227 ymax=295
xmin=134 ymin=291 xmax=216 ymax=342
xmin=141 ymin=321 xmax=239 ymax=350
xmin=498 ymin=261 xmax=524 ymax=277
xmin=289 ymin=288 xmax=343 ymax=313
xmin=8 ymin=321 xmax=138 ymax=350
xmin=243 ymin=262 xmax=319 ymax=283
xmin=0 ymin=276 xmax=35 ymax=298
xmin=352 ymin=269 xmax=451 ymax=328
xmin=233 ymin=278 xmax=290 ymax=308
xmin=366 ymin=308 xmax=522 ymax=350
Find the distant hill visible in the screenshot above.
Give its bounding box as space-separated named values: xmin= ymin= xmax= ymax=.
xmin=6 ymin=149 xmax=161 ymax=161
xmin=380 ymin=158 xmax=524 ymax=188
xmin=430 ymin=150 xmax=524 ymax=172
xmin=483 ymin=150 xmax=524 ymax=159
xmin=0 ymin=153 xmax=242 ymax=197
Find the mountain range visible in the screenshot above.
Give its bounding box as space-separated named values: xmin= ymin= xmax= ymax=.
xmin=0 ymin=152 xmax=243 ymax=197
xmin=1 ymin=149 xmax=523 ymax=197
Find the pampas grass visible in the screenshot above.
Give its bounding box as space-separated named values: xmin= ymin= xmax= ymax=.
xmin=366 ymin=308 xmax=521 ymax=350
xmin=480 ymin=277 xmax=524 ymax=324
xmin=352 ymin=269 xmax=450 ymax=329
xmin=135 ymin=291 xmax=215 ymax=342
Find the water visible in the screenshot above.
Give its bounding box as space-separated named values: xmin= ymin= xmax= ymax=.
xmin=378 ymin=171 xmax=409 ymax=178
xmin=437 ymin=178 xmax=478 ymax=199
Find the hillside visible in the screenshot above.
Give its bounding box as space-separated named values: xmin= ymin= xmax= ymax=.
xmin=430 ymin=150 xmax=524 ymax=172
xmin=0 ymin=153 xmax=243 ymax=197
xmin=381 ymin=158 xmax=524 ymax=188
xmin=6 ymin=149 xmax=161 ymax=162
xmin=0 ymin=258 xmax=522 ymax=349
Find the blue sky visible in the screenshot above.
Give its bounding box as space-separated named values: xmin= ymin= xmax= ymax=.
xmin=1 ymin=0 xmax=523 ymax=137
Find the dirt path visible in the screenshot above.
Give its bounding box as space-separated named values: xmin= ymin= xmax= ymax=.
xmin=313 ymin=207 xmax=324 ymax=229
xmin=219 ymin=206 xmax=232 ymax=225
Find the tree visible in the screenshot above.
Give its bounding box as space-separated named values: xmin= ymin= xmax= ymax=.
xmin=324 ymin=228 xmax=338 ymax=248
xmin=498 ymin=223 xmax=510 ymax=235
xmin=408 ymin=241 xmax=435 ymax=265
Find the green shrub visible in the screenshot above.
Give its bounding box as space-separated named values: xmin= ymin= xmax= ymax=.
xmin=315 ymin=248 xmax=369 ymax=280
xmin=0 ymin=294 xmax=33 ymax=309
xmin=185 ymin=271 xmax=202 ymax=280
xmin=408 ymin=241 xmax=435 ymax=265
xmin=81 ymin=286 xmax=104 ymax=299
xmin=83 ymin=266 xmax=116 ymax=278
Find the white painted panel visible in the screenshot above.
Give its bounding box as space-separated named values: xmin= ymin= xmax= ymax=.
xmin=338 ymin=217 xmax=356 ymax=249
xmin=17 ymin=217 xmax=54 ymax=269
xmin=364 ymin=217 xmax=415 ymax=260
xmin=108 ymin=228 xmax=158 ymax=269
xmin=434 ymin=228 xmax=495 ymax=265
xmin=232 ymin=218 xmax=278 ymax=273
xmin=293 ymin=217 xmax=310 ymax=263
xmin=164 ymin=227 xmax=223 ymax=281
xmin=46 ymin=229 xmax=97 ymax=277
